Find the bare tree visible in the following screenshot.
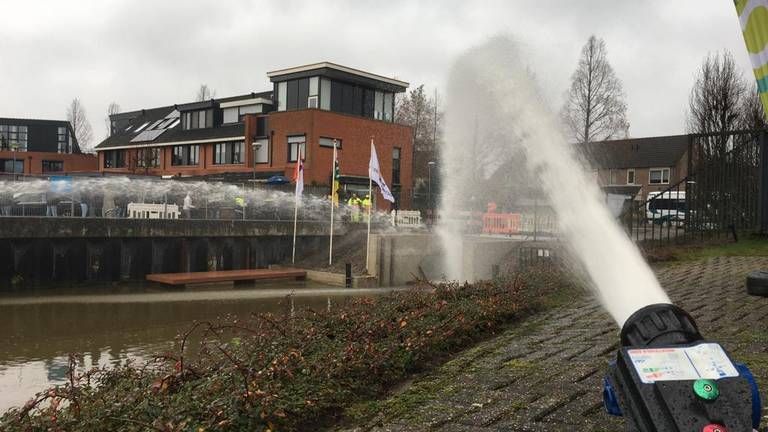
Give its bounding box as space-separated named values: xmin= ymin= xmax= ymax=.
xmin=104 ymin=102 xmax=121 ymax=137
xmin=738 ymin=82 xmax=767 ymax=131
xmin=561 ymin=35 xmax=629 ymax=143
xmin=687 ymin=51 xmax=747 ymax=159
xmin=395 ymin=85 xmax=443 ymax=202
xmin=66 ymin=98 xmax=93 ymax=152
xmin=196 ymin=84 xmax=215 ymax=101
xmin=396 ymin=85 xmax=437 ymax=151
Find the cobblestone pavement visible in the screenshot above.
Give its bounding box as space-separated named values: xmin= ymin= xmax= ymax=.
xmin=342 ymin=257 xmax=768 ymax=431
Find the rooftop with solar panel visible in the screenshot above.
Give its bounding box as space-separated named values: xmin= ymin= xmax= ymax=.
xmin=98 ymin=91 xmax=274 ymax=152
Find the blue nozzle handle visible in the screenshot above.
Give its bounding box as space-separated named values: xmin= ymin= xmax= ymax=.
xmin=603 ymin=374 xmax=623 ymax=417
xmin=735 ymin=363 xmax=762 ymax=430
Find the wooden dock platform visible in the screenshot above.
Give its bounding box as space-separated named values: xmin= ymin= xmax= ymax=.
xmin=147 ymin=268 xmax=306 ymax=286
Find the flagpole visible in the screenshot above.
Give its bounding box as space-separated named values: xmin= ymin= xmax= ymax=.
xmin=366 ymin=138 xmax=373 ymax=274
xmin=292 ymin=193 xmax=299 ymax=264
xmin=366 ymin=176 xmax=372 ymax=273
xmin=329 ymin=141 xmax=336 ymax=266
xmin=292 ymin=159 xmax=303 ymax=265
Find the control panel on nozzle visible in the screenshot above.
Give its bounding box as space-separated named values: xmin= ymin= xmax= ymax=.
xmin=603 ymin=303 xmax=762 ymax=432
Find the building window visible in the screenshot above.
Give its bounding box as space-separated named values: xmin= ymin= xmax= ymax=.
xmin=182 ymin=109 xmax=213 ymax=130
xmin=392 ymin=147 xmax=401 ymax=185
xmin=42 ymin=160 xmax=64 ymax=173
xmin=213 ymin=141 xmax=244 ymax=165
xmin=172 ymin=144 xmax=200 ymax=166
xmin=0 ymin=125 xmax=28 ymax=151
xmin=609 ymin=169 xmax=622 ymax=185
xmin=0 ymin=159 xmax=24 ymax=173
xmin=288 ymin=135 xmax=306 ymax=162
xmin=649 ymin=168 xmax=670 ymax=184
xmin=383 ymin=93 xmax=393 ymax=121
xmin=137 ymin=148 xmax=160 ymax=168
xmin=308 ymin=76 xmax=319 ymax=108
xmin=57 ymin=127 xmax=70 ymax=153
xmin=277 ymin=82 xmax=287 ymax=111
xmin=223 ymin=107 xmax=239 ymax=124
xmin=627 ymin=169 xmax=636 ymax=185
xmin=253 ymin=138 xmax=269 ymax=164
xmin=374 ymin=91 xmax=384 ymax=120
xmin=373 ymin=91 xmax=394 ymax=121
xmin=255 ymin=116 xmax=267 ymax=137
xmin=320 ymin=78 xmax=331 ymax=110
xmin=319 ymin=137 xmax=341 ymax=148
xmin=104 ymin=150 xmax=126 ymax=168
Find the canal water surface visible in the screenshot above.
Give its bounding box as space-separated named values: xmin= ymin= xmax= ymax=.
xmin=0 ymin=282 xmax=388 ymax=412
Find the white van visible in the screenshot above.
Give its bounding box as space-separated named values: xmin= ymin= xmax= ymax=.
xmin=646 ymin=191 xmax=686 ymax=226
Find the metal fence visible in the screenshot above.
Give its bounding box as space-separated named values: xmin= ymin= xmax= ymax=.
xmin=623 ymin=130 xmax=763 ymax=246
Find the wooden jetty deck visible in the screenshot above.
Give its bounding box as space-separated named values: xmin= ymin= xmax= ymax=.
xmin=147 ymin=268 xmax=306 ymax=286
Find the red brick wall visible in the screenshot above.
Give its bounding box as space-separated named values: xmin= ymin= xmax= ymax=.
xmin=98 ymin=109 xmax=414 ymax=209
xmin=265 ymin=110 xmax=413 ymax=191
xmin=0 ymin=150 xmax=97 ymax=175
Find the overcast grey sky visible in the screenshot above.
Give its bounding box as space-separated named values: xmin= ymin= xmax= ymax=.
xmin=0 ymin=0 xmax=752 ymax=143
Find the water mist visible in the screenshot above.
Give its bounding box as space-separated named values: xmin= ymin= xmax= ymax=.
xmin=437 ymin=36 xmax=669 ymax=326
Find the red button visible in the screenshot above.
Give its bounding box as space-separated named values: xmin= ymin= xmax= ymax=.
xmin=703 ymin=425 xmax=727 ymax=432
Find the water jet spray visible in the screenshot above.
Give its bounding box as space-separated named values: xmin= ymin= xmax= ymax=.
xmin=438 ymin=36 xmax=763 ymax=431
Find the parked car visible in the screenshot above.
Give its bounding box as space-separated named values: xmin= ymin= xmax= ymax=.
xmin=646 ymin=190 xmax=686 ymax=227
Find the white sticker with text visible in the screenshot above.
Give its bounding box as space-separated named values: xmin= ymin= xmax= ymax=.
xmin=627 ymin=343 xmax=739 ymax=384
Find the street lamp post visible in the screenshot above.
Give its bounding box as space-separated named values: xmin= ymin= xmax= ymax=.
xmin=10 ymin=143 xmax=18 ymax=180
xmin=427 ymin=161 xmax=436 ymax=210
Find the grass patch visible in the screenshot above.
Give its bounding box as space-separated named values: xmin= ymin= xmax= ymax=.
xmin=644 ymin=236 xmax=768 ymax=265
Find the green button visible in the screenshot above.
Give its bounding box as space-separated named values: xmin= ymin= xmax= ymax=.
xmin=693 ymin=379 xmax=719 ymax=401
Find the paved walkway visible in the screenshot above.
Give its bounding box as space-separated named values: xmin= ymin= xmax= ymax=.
xmin=343 ymin=257 xmax=768 ymax=431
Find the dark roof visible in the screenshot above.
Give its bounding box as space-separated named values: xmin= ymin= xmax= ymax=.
xmin=113 ymin=92 xmax=273 ymax=119
xmin=217 ymin=91 xmax=273 ymax=103
xmin=97 ymin=121 xmax=244 ymax=150
xmin=95 ymin=92 xmax=272 ymax=150
xmin=267 ymin=62 xmax=408 ymax=93
xmin=581 ymin=135 xmax=688 ymax=169
xmin=0 ymin=117 xmax=70 ymax=126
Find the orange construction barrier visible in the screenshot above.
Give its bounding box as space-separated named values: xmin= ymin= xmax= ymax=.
xmin=482 ymin=212 xmax=522 ymax=235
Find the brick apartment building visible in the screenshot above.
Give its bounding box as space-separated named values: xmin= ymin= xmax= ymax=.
xmin=0 ymin=118 xmax=97 ymax=175
xmin=95 ymin=62 xmax=413 ymax=209
xmin=582 ymin=134 xmax=689 ymax=201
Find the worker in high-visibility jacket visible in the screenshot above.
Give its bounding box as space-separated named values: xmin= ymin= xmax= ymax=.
xmin=347 ymin=194 xmax=361 ymax=222
xmin=361 ymin=194 xmax=372 ymax=223
xmin=235 ymin=196 xmax=247 ymax=220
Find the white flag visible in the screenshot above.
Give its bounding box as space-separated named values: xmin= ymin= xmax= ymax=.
xmin=369 ymin=141 xmax=395 ymax=203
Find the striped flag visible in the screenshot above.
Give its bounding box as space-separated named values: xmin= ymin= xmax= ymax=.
xmin=331 ymin=142 xmax=340 ymax=207
xmin=736 ymin=0 xmax=768 ymax=116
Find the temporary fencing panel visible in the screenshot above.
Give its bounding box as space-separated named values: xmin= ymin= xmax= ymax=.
xmin=482 ymin=212 xmax=522 ymax=235
xmin=391 ymin=210 xmax=422 ymax=227
xmin=127 ymin=203 xmax=179 ymax=219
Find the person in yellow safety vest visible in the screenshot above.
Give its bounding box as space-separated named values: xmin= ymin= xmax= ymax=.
xmin=235 ymin=197 xmax=247 ymax=219
xmin=347 ymin=193 xmax=361 ymax=222
xmin=361 ymin=194 xmax=372 ymax=223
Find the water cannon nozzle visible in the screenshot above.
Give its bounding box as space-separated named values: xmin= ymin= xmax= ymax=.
xmin=620 ymin=303 xmax=702 ymax=347
xmin=604 ymin=303 xmax=760 ymax=431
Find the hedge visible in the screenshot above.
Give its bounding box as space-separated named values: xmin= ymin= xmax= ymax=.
xmin=2 ymin=269 xmax=572 ymax=432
